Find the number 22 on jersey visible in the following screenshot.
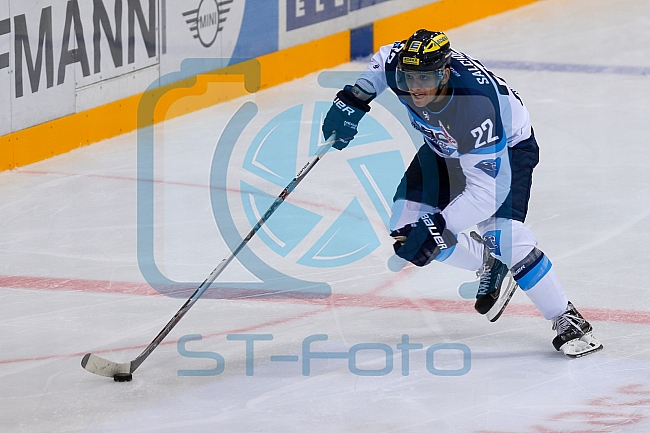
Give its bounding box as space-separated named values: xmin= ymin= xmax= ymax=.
xmin=471 ymin=118 xmax=499 ymax=148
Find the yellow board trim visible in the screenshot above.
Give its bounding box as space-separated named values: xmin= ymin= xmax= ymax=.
xmin=0 ymin=31 xmax=349 ymax=172
xmin=374 ymin=0 xmax=538 ymax=51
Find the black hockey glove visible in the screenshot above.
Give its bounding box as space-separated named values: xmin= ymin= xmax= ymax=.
xmin=390 ymin=212 xmax=457 ymax=267
xmin=322 ymin=85 xmax=371 ymax=150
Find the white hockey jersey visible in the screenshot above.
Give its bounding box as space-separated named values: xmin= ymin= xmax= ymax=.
xmin=356 ymin=42 xmax=532 ymax=233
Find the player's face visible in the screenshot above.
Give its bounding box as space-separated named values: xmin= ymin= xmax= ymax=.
xmin=406 ymin=74 xmax=438 ymax=107
xmin=398 ymin=68 xmax=448 ymax=107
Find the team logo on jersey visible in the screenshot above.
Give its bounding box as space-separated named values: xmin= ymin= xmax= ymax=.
xmin=410 ymin=119 xmax=458 ymax=157
xmin=422 ymin=111 xmax=430 ymax=121
xmin=183 ymin=0 xmax=231 ymax=48
xmin=438 ymin=121 xmax=457 ymax=147
xmin=430 ymin=139 xmax=454 ymax=156
xmin=482 ymin=231 xmax=501 ymax=256
xmin=474 ymin=158 xmax=501 ymax=178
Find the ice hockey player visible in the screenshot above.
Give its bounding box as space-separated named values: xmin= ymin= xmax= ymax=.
xmin=322 ymin=29 xmax=602 ymax=358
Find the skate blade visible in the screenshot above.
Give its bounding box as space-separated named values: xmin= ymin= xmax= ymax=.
xmin=486 ymin=276 xmax=518 ymax=322
xmin=560 ymin=332 xmax=604 ymax=358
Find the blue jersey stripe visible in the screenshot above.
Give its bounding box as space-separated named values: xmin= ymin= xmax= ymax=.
xmin=466 ymin=137 xmax=507 ymax=155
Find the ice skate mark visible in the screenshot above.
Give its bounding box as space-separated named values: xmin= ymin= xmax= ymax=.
xmin=484 ymin=60 xmax=650 ymax=76
xmin=475 ymin=383 xmax=650 ymax=433
xmin=13 ymin=169 xmax=351 ymax=216
xmin=554 ymin=207 xmax=650 ymax=261
xmin=0 ymin=306 xmax=330 ymax=366
xmin=0 ymin=275 xmax=158 ymax=296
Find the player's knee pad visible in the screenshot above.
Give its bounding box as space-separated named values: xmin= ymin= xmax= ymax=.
xmin=476 ymin=217 xmax=537 ymax=267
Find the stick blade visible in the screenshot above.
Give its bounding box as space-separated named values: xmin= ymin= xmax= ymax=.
xmin=81 ymin=353 xmax=131 ymax=377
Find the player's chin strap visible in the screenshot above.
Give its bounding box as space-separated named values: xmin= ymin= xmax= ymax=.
xmin=432 ymin=83 xmax=447 ymax=100
xmin=432 ymin=68 xmax=450 ymax=99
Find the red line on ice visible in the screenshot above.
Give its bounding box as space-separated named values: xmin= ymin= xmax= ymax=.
xmin=0 ymin=275 xmax=160 ymax=296
xmin=2 ymin=274 xmax=650 ymax=325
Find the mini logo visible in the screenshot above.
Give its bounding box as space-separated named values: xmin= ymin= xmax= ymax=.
xmin=183 ymin=0 xmax=232 ymax=48
xmin=422 ymin=111 xmax=430 ymax=121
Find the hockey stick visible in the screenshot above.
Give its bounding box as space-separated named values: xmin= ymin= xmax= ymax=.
xmin=81 ymin=134 xmax=338 ymax=380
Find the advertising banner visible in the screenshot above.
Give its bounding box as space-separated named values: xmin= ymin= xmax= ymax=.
xmin=74 ymin=0 xmax=159 ymax=87
xmin=280 ymin=0 xmax=436 ymax=49
xmin=6 ymin=0 xmax=163 ymax=130
xmin=74 ymin=0 xmax=160 ymax=110
xmin=2 ymin=0 xmax=440 ymax=136
xmin=9 ymin=0 xmax=76 ymax=131
xmin=160 ymin=0 xmax=246 ymax=79
xmin=0 ymin=0 xmax=9 ymax=136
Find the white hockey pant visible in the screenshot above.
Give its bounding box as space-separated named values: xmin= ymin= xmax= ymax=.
xmin=390 ymin=200 xmax=568 ymax=320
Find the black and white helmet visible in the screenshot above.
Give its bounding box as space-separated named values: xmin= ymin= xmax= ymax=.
xmin=396 ymin=30 xmax=451 ymax=92
xmin=398 ymin=29 xmax=451 ymax=71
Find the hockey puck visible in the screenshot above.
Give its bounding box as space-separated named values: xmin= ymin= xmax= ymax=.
xmin=113 ymin=373 xmax=133 ymax=382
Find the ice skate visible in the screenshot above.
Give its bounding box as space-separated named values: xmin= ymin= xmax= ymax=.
xmin=472 ymin=232 xmax=518 ymax=322
xmin=552 ymin=302 xmax=603 ymax=358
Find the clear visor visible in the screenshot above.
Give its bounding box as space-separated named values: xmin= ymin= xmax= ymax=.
xmin=395 ymin=64 xmax=445 ymax=92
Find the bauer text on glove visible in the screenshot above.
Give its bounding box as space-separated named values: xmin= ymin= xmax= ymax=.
xmin=322 ymin=85 xmax=371 ymax=150
xmin=390 ymin=212 xmax=457 ymax=267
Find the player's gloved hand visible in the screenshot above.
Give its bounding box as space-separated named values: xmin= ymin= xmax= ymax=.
xmin=390 ymin=212 xmax=457 ymax=267
xmin=322 ymin=85 xmax=371 ymax=150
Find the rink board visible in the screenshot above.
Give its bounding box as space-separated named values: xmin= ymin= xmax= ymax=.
xmin=0 ymin=0 xmax=537 ymax=171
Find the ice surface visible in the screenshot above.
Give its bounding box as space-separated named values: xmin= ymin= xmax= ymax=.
xmin=2 ymin=0 xmax=650 ymax=431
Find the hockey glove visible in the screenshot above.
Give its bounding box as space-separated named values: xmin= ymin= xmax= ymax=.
xmin=322 ymin=85 xmax=371 ymax=150
xmin=390 ymin=212 xmax=457 ymax=267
